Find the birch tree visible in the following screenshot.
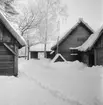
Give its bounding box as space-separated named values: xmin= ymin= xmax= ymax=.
xmin=35 ymin=0 xmax=68 ymax=57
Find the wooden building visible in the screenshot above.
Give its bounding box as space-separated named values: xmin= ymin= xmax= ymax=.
xmin=70 ymin=26 xmax=103 ymax=66
xmin=0 ymin=11 xmax=26 ymax=76
xmin=30 ymin=43 xmax=54 ymax=59
xmin=51 ymin=18 xmax=94 ymax=61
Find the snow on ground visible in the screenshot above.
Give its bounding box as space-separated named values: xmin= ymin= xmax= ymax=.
xmin=0 ymin=58 xmax=103 ymax=105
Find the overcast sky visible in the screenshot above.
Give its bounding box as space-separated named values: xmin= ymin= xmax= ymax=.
xmin=61 ymin=0 xmax=102 ymax=31
xmin=24 ymin=0 xmax=102 ymax=32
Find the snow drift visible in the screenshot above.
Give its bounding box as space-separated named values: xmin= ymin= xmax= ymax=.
xmin=0 ymin=58 xmax=102 ymax=105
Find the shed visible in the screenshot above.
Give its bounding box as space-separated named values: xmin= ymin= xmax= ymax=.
xmin=0 ymin=11 xmax=26 ymax=76
xmin=70 ymin=26 xmax=103 ymax=66
xmin=30 ymin=43 xmax=55 ymax=59
xmin=51 ymin=18 xmax=94 ymax=61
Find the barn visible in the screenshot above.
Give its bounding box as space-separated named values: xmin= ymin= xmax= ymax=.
xmin=0 ymin=11 xmax=26 ymax=76
xmin=30 ymin=43 xmax=54 ymax=59
xmin=51 ymin=18 xmax=94 ymax=61
xmin=70 ymin=26 xmax=103 ymax=66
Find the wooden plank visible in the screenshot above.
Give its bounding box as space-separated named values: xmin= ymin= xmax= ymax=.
xmin=0 ymin=62 xmax=13 ymax=67
xmin=14 ymin=44 xmax=18 ymax=76
xmin=0 ymin=51 xmax=12 ymax=55
xmin=0 ymin=64 xmax=14 ymax=67
xmin=0 ymin=67 xmax=13 ymax=70
xmin=0 ymin=60 xmax=13 ymax=63
xmin=0 ymin=62 xmax=13 ymax=64
xmin=0 ymin=69 xmax=13 ymax=72
xmin=94 ymin=49 xmax=97 ymax=66
xmin=0 ymin=68 xmax=14 ymax=75
xmin=3 ymin=43 xmax=17 ymax=56
xmin=0 ymin=55 xmax=14 ymax=61
xmin=0 ymin=64 xmax=13 ymax=67
xmin=0 ymin=45 xmax=12 ymax=55
xmin=0 ymin=65 xmax=14 ymax=68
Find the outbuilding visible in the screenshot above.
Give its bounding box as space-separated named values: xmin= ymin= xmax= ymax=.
xmin=30 ymin=43 xmax=54 ymax=59
xmin=70 ymin=26 xmax=103 ymax=66
xmin=0 ymin=11 xmax=26 ymax=76
xmin=51 ymin=18 xmax=94 ymax=61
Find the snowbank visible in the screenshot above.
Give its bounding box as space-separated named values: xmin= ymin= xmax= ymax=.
xmin=19 ymin=59 xmax=103 ymax=105
xmin=0 ymin=58 xmax=102 ymax=105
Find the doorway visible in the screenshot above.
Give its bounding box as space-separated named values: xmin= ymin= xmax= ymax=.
xmin=89 ymin=53 xmax=94 ymax=67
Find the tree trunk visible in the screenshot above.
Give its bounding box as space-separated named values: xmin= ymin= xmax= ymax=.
xmin=25 ymin=46 xmax=27 ymax=59
xmin=27 ymin=39 xmax=29 ymax=60
xmin=44 ymin=43 xmax=47 ymax=58
xmin=56 ymin=36 xmax=59 ymax=54
xmin=27 ymin=46 xmax=29 ymax=60
xmin=44 ymin=0 xmax=48 ymax=58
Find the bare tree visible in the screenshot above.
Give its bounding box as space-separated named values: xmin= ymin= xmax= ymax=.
xmin=16 ymin=0 xmax=68 ymax=59
xmin=36 ymin=0 xmax=68 ymax=58
xmin=0 ymin=0 xmax=18 ymax=15
xmin=16 ymin=6 xmax=45 ymax=59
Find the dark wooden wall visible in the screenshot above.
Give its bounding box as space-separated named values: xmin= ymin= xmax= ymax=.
xmin=30 ymin=51 xmax=54 ymax=59
xmin=80 ymin=30 xmax=103 ymax=66
xmin=0 ymin=43 xmax=14 ymax=75
xmin=47 ymin=52 xmax=55 ymax=59
xmin=0 ymin=21 xmax=19 ymax=76
xmin=93 ymin=30 xmax=103 ymax=65
xmin=57 ymin=23 xmax=93 ymax=61
xmin=31 ymin=52 xmax=38 ymax=59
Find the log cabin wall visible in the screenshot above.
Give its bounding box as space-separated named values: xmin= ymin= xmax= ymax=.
xmin=0 ymin=43 xmax=14 ymax=75
xmin=0 ymin=21 xmax=19 ymax=75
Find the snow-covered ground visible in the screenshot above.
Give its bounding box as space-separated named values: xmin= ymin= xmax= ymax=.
xmin=0 ymin=58 xmax=103 ymax=105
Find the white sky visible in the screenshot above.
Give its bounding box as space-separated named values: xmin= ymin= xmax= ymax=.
xmin=61 ymin=0 xmax=102 ymax=31
xmin=21 ymin=0 xmax=102 ymax=33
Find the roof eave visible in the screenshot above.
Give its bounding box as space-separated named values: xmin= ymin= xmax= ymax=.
xmin=0 ymin=11 xmax=26 ymax=48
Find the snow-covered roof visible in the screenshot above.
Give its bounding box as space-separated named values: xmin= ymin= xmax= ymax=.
xmin=0 ymin=11 xmax=26 ymax=48
xmin=30 ymin=43 xmax=53 ymax=52
xmin=51 ymin=18 xmax=94 ymax=50
xmin=51 ymin=53 xmax=67 ymax=63
xmin=70 ymin=26 xmax=103 ymax=51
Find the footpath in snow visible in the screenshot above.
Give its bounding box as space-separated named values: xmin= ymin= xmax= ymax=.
xmin=19 ymin=58 xmax=103 ymax=105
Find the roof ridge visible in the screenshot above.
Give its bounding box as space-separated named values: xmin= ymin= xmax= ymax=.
xmin=51 ymin=18 xmax=94 ymax=50
xmin=78 ymin=18 xmax=95 ymax=32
